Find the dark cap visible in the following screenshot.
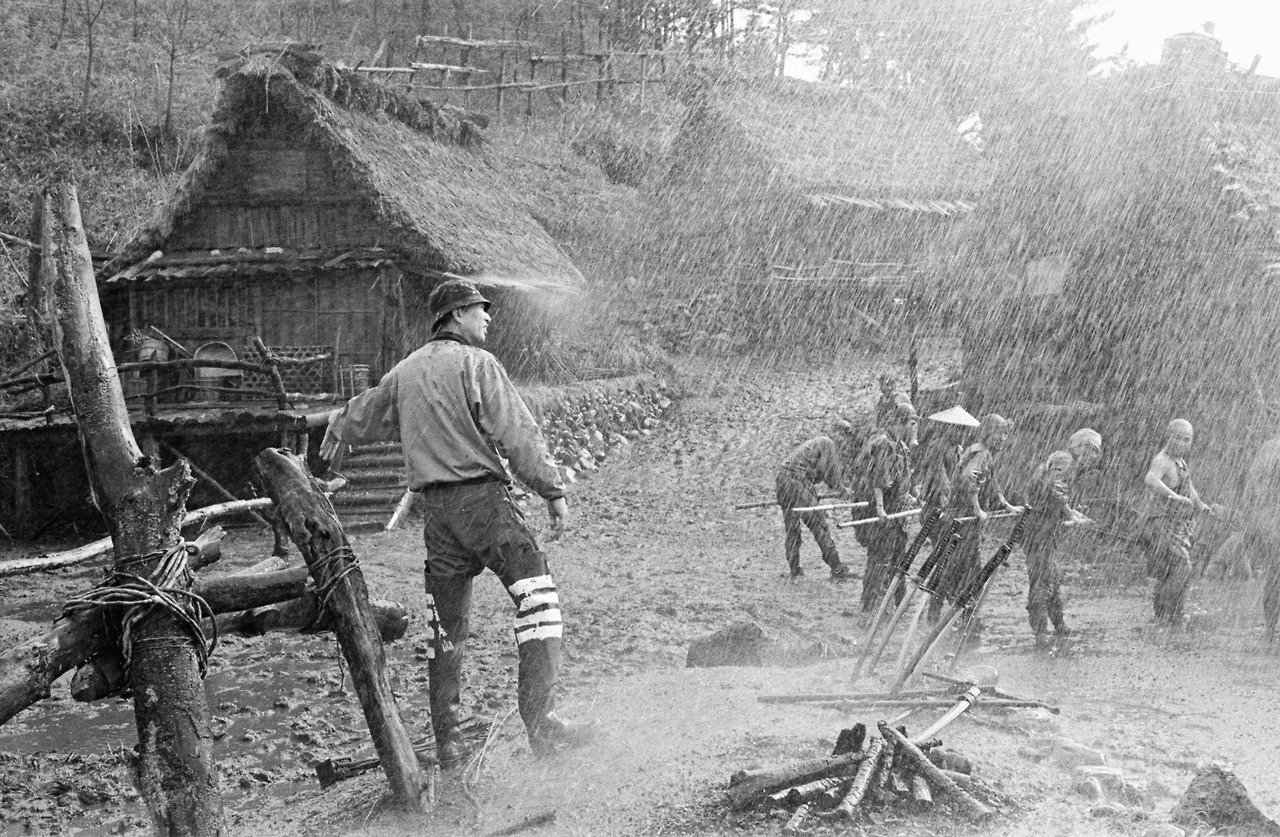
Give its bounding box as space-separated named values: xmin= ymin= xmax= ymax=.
xmin=890 ymin=400 xmax=919 ymax=422
xmin=428 ymin=279 xmax=490 ymax=332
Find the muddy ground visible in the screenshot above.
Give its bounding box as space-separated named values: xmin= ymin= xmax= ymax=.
xmin=3 ymin=348 xmax=1279 ymax=836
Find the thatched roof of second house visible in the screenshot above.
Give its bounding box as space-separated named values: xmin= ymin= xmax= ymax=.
xmin=104 ymin=45 xmax=584 ymax=292
xmin=667 ymin=76 xmax=991 ymax=216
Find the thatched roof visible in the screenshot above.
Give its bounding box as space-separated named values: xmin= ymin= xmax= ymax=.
xmin=104 ymin=44 xmax=584 ymax=292
xmin=667 ymin=76 xmax=990 ymax=214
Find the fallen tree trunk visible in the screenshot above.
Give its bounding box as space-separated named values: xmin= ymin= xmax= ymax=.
xmin=71 ymin=597 xmax=409 ymax=702
xmin=255 ymin=448 xmax=424 ymax=811
xmin=0 ymin=566 xmax=309 ymax=726
xmin=47 ymin=179 xmax=223 ymax=834
xmin=0 ymin=498 xmax=272 ymax=578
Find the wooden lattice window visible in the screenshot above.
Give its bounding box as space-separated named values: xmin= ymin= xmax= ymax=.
xmin=243 ymin=345 xmax=333 ymax=394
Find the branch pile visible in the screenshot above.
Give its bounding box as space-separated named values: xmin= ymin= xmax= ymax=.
xmin=727 ymin=718 xmax=1003 ymax=832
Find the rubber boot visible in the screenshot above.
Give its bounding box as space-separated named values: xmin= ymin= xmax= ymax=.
xmin=423 ymin=572 xmax=473 ymax=767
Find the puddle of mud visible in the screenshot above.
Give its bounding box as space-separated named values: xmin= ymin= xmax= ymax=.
xmin=0 ymin=624 xmax=400 ymax=834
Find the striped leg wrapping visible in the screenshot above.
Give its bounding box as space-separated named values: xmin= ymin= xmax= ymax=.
xmin=508 ymin=574 xmax=564 ymax=644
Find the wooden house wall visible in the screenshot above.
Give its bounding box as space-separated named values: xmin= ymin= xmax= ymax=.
xmin=167 ymin=106 xmax=381 ymax=252
xmin=105 ymin=266 xmax=395 ymax=379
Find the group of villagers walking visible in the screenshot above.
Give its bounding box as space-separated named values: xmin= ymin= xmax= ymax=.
xmin=773 ymin=374 xmax=1269 ymax=646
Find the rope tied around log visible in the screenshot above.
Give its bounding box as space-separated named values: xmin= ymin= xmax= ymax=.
xmin=63 ymin=542 xmax=217 ymax=679
xmin=302 ymin=543 xmax=363 ymax=633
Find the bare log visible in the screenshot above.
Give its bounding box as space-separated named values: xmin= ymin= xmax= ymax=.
xmin=0 ymin=498 xmax=272 ymax=578
xmin=782 ymin=802 xmax=812 ymax=835
xmin=834 ymin=737 xmax=885 ymax=818
xmin=911 ymin=773 xmax=934 ymax=808
xmin=255 ymin=448 xmax=424 ymax=811
xmin=878 ymin=723 xmax=993 ymax=820
xmin=47 ymin=179 xmax=223 ymax=833
xmin=727 ymin=751 xmax=865 ymax=809
xmin=72 ymin=597 xmax=408 ymax=702
xmin=0 ymin=565 xmax=309 ymax=726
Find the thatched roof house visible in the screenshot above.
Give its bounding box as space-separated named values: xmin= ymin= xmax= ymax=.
xmin=101 ymin=43 xmax=583 ymax=378
xmin=669 ymin=78 xmax=987 ymax=214
xmin=660 ymin=75 xmax=989 ymax=285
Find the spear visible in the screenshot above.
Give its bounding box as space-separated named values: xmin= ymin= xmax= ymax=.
xmin=790 ymin=501 xmax=871 ymax=514
xmin=835 ymin=508 xmax=921 ymax=529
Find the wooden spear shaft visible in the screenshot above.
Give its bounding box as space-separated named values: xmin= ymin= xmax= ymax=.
xmin=836 ymin=508 xmax=921 ymax=529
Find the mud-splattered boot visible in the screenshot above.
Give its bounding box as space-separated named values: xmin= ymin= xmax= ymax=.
xmin=423 ymin=572 xmax=473 ymax=769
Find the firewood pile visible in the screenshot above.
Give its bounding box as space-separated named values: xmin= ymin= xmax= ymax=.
xmin=727 ymin=717 xmax=1004 ymax=833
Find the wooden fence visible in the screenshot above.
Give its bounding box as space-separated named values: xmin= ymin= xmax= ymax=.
xmin=354 ymin=34 xmax=684 ymax=120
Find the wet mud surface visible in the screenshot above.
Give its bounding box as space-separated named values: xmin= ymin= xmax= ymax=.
xmin=3 ymin=349 xmax=1279 ymax=836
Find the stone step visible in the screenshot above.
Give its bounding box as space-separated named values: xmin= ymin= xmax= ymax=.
xmin=331 ymin=488 xmax=408 ymax=508
xmin=337 ymin=469 xmax=406 ymax=488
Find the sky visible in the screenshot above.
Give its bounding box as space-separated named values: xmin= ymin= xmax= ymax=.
xmin=1087 ymin=0 xmax=1280 ymax=75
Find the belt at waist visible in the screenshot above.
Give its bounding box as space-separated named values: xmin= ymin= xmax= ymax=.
xmin=414 ymin=473 xmax=505 ymax=493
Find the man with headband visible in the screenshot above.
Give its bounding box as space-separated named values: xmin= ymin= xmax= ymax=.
xmin=1138 ymin=418 xmax=1223 ymax=625
xmin=1021 ymin=428 xmax=1102 ymax=647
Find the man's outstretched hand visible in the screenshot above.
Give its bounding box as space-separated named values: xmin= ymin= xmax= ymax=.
xmin=547 ymin=497 xmax=570 ymax=541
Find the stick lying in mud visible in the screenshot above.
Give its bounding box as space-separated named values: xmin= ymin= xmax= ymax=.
xmin=482 ymin=809 xmax=558 ymax=837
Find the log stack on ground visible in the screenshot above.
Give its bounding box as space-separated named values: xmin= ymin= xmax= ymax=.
xmin=726 ymin=718 xmax=1002 ymax=828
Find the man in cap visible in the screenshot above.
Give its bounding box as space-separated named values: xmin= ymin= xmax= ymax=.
xmin=856 ymin=401 xmax=921 ymax=610
xmin=915 ymin=406 xmax=980 ymax=538
xmin=320 ymin=279 xmax=596 ymax=763
xmin=1137 ymin=418 xmax=1223 ymax=625
xmin=1020 ymin=428 xmax=1101 ymax=647
xmin=776 ymin=421 xmax=859 ymax=581
xmin=929 ymin=413 xmax=1022 ymax=622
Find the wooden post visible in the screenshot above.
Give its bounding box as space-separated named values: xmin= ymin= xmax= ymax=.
xmin=252 ymin=336 xmax=290 ymax=412
xmin=45 ymin=178 xmax=224 ymax=834
xmin=254 ymin=448 xmax=425 ymax=810
xmin=11 ymin=444 xmax=34 ymax=538
xmin=595 ymin=54 xmax=604 ymax=103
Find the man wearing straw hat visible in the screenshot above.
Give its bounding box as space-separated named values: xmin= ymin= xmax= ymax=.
xmin=776 ymin=421 xmax=859 ymax=581
xmin=1137 ymin=418 xmax=1224 ymax=625
xmin=1021 ymin=428 xmax=1101 ymax=648
xmin=915 ymin=406 xmax=980 ymax=538
xmin=320 ymin=279 xmax=597 ymax=764
xmin=857 ymin=401 xmax=921 ymax=610
xmin=928 ymin=413 xmax=1022 ymax=623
